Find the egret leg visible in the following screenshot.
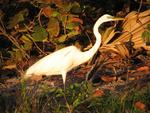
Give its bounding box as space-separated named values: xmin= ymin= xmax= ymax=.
xmin=62 ymin=72 xmax=67 ymax=89
xmin=61 ymin=72 xmax=72 ymax=112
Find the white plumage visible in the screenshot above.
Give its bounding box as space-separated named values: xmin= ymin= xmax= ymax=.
xmin=24 ymin=14 xmax=122 ymax=85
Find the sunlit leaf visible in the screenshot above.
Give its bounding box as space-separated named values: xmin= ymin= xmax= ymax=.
xmin=113 ymin=9 xmax=150 ymax=48
xmin=115 ymin=44 xmax=129 ymax=57
xmin=20 ymin=35 xmax=32 ymax=43
xmin=7 ymin=9 xmax=28 ymax=29
xmin=32 ymin=26 xmax=48 ymax=42
xmin=51 ymin=11 xmax=60 ymax=17
xmin=47 ymin=17 xmax=60 ymax=37
xmin=57 ymin=35 xmax=66 ymax=42
xmin=100 ymin=9 xmax=150 ymax=56
xmin=20 ymin=35 xmax=33 ymax=50
xmin=102 ymin=26 xmax=116 ymax=45
xmin=2 ymin=64 xmax=16 ymax=70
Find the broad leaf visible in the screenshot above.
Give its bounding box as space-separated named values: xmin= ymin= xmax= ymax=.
xmin=32 ymin=26 xmax=48 ymax=42
xmin=102 ymin=26 xmax=116 ymax=45
xmin=58 ymin=31 xmax=80 ymax=43
xmin=70 ymin=2 xmax=82 ymax=14
xmin=66 ymin=22 xmax=79 ymax=30
xmin=47 ymin=17 xmax=60 ymax=37
xmin=142 ymin=24 xmax=150 ymax=45
xmin=20 ymin=35 xmax=32 ymax=43
xmin=42 ymin=6 xmax=53 ymax=17
xmin=7 ymin=9 xmax=28 ymax=29
xmin=23 ymin=42 xmax=32 ymax=50
xmin=20 ymin=35 xmax=32 ymax=50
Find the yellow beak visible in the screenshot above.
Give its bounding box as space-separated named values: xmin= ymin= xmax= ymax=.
xmin=113 ymin=17 xmax=124 ymax=21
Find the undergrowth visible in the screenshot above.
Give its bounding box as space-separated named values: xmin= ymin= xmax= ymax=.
xmin=0 ymin=81 xmax=149 ymax=113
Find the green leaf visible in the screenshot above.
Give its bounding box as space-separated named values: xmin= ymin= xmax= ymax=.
xmin=73 ymin=98 xmax=82 ymax=108
xmin=9 ymin=48 xmax=25 ymax=61
xmin=66 ymin=22 xmax=79 ymax=30
xmin=47 ymin=17 xmax=60 ymax=37
xmin=57 ymin=35 xmax=67 ymax=43
xmin=70 ymin=2 xmax=81 ymax=14
xmin=147 ymin=24 xmax=150 ymax=29
xmin=142 ymin=24 xmax=150 ymax=45
xmin=61 ymin=3 xmax=73 ymax=12
xmin=58 ymin=31 xmax=80 ymax=43
xmin=7 ymin=9 xmax=28 ymax=29
xmin=20 ymin=35 xmax=32 ymax=43
xmin=23 ymin=42 xmax=32 ymax=50
xmin=51 ymin=11 xmax=60 ymax=17
xmin=20 ymin=35 xmax=34 ymax=50
xmin=142 ymin=31 xmax=150 ymax=45
xmin=31 ymin=26 xmax=48 ymax=42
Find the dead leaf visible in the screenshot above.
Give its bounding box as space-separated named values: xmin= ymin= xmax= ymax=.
xmin=115 ymin=44 xmax=130 ymax=57
xmin=70 ymin=17 xmax=83 ymax=24
xmin=93 ymin=89 xmax=104 ymax=97
xmin=0 ymin=9 xmax=4 ymax=18
xmin=28 ymin=75 xmax=43 ymax=82
xmin=135 ymin=101 xmax=146 ymax=111
xmin=112 ymin=9 xmax=150 ymax=49
xmin=38 ymin=0 xmax=52 ymax=4
xmin=2 ymin=64 xmax=16 ymax=70
xmin=101 ymin=75 xmax=117 ymax=82
xmin=54 ymin=0 xmax=62 ymax=6
xmin=74 ymin=26 xmax=80 ymax=31
xmin=43 ymin=6 xmax=53 ymax=17
xmin=100 ymin=9 xmax=150 ymax=56
xmin=102 ymin=26 xmax=116 ymax=46
xmin=137 ymin=66 xmax=149 ymax=71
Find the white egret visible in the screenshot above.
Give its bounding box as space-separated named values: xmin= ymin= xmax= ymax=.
xmin=24 ymin=14 xmax=123 ymax=86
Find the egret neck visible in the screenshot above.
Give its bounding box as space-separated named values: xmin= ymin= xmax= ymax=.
xmin=79 ymin=18 xmax=103 ymax=64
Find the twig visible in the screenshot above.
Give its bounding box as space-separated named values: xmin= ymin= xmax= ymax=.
xmin=0 ymin=17 xmax=5 ymax=31
xmin=25 ymin=34 xmax=47 ymax=56
xmin=0 ymin=26 xmax=30 ymax=59
xmin=64 ymin=14 xmax=68 ymax=35
xmin=138 ymin=0 xmax=143 ymax=13
xmin=37 ymin=8 xmax=43 ymax=27
xmin=63 ymin=86 xmax=73 ymax=113
xmin=80 ymin=24 xmax=92 ymax=45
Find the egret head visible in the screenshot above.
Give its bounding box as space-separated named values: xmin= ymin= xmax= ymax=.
xmin=98 ymin=14 xmax=124 ymax=22
xmin=94 ymin=14 xmax=123 ymax=33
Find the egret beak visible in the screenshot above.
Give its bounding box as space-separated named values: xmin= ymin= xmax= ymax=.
xmin=112 ymin=17 xmax=124 ymax=21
